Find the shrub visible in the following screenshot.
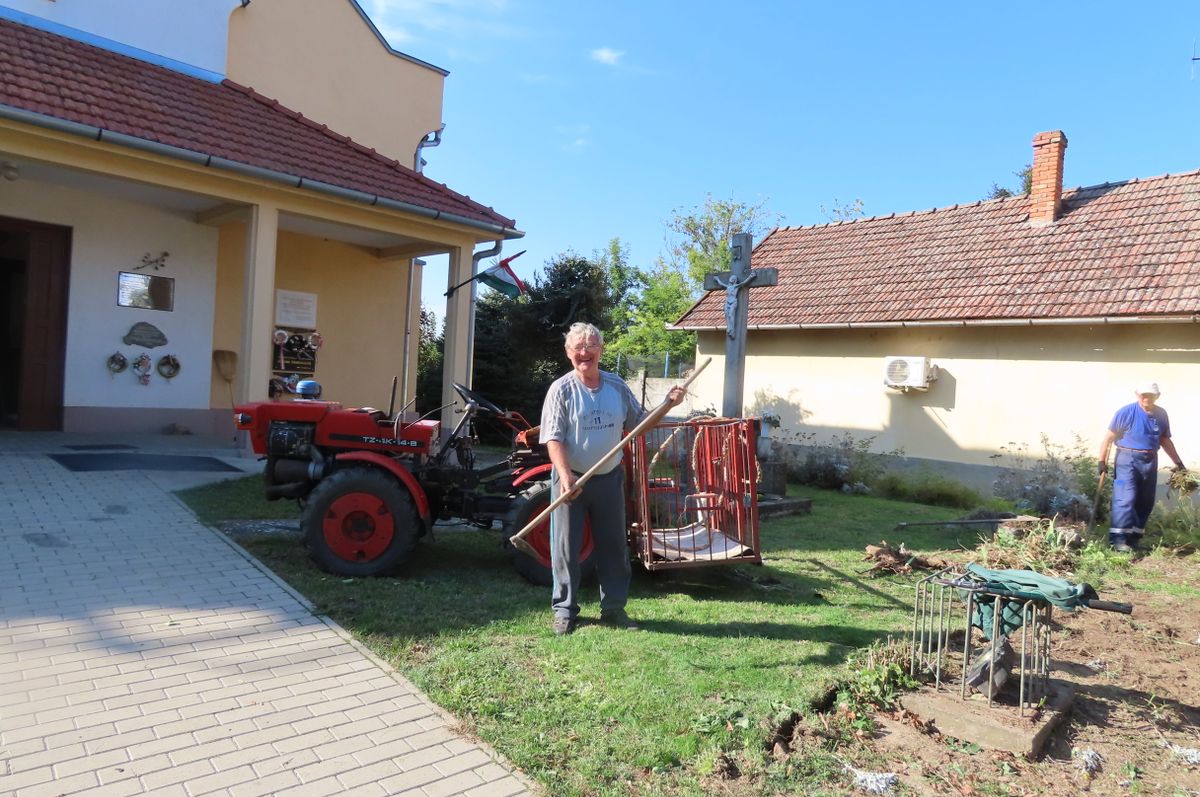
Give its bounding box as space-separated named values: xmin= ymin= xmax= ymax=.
xmin=990 ymin=434 xmax=1106 ymax=521
xmin=874 ymin=469 xmax=982 ymax=509
xmin=785 ymin=431 xmax=903 ymax=493
xmin=1145 ymin=500 xmax=1200 ymax=552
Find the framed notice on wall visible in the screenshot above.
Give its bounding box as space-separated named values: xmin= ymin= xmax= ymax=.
xmin=275 ymin=289 xmax=317 ymax=330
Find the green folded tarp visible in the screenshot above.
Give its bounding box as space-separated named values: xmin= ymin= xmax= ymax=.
xmin=958 ymin=563 xmax=1098 ymax=639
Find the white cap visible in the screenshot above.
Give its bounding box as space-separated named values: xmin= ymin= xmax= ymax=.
xmin=1135 ymin=381 xmax=1160 ymax=397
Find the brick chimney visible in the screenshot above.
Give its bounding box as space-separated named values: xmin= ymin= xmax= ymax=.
xmin=1029 ymin=130 xmax=1068 ymax=225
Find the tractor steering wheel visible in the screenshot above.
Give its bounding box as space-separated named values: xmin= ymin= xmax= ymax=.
xmin=452 ymin=383 xmax=505 ymax=416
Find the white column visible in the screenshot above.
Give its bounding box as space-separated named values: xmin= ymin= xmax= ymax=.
xmin=238 ymin=203 xmax=278 ymax=402
xmin=440 ymin=243 xmax=472 ymax=436
xmin=399 ymin=257 xmax=424 ymax=415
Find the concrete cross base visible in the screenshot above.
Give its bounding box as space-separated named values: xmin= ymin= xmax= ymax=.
xmin=758 ymin=459 xmax=788 ymax=496
xmin=757 ymin=495 xmax=812 ymax=519
xmin=900 ymin=680 xmax=1075 ymax=759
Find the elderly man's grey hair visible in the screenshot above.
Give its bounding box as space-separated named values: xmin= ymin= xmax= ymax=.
xmin=564 ymin=322 xmax=603 ymax=349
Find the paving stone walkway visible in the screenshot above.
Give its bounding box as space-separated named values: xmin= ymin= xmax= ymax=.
xmin=0 ymin=434 xmax=534 ymax=797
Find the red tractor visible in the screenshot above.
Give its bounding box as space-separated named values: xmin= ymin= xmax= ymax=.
xmin=234 ymin=382 xmax=592 ymax=584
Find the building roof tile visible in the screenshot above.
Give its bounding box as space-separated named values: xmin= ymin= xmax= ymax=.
xmin=676 ymin=172 xmax=1200 ymax=328
xmin=0 ymin=17 xmax=515 ymax=231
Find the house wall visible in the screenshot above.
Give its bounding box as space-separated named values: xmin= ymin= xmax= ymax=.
xmin=226 ymin=0 xmax=445 ymax=167
xmin=213 ymin=225 xmax=415 ymax=412
xmin=696 ymin=324 xmax=1200 ymax=487
xmin=0 ymin=178 xmax=220 ymax=431
xmin=0 ymin=0 xmax=241 ymax=76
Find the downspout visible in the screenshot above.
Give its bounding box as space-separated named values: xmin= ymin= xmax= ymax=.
xmin=414 ymin=125 xmax=444 ymax=174
xmin=400 ymin=258 xmax=425 ymax=412
xmin=466 ymin=241 xmax=502 ymax=388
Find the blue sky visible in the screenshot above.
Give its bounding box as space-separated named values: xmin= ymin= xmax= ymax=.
xmin=361 ymin=1 xmax=1200 ymax=316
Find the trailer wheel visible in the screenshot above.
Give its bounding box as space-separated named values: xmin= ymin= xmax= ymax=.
xmin=503 ymin=481 xmax=595 ymax=586
xmin=303 ymin=468 xmax=420 ymax=577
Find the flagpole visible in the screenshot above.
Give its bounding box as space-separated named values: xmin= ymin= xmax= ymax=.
xmin=444 ymin=249 xmax=527 ymax=297
xmin=444 ymin=273 xmax=479 ymax=297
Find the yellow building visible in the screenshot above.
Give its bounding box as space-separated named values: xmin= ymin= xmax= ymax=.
xmin=674 ymin=131 xmax=1200 ymax=488
xmin=0 ymin=0 xmax=519 ymax=433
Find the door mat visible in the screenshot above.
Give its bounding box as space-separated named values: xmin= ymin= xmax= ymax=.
xmin=63 ymin=444 xmax=139 ymax=451
xmin=50 ymin=454 xmax=242 ymax=473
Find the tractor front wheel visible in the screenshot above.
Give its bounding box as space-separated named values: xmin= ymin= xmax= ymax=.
xmin=302 ymin=468 xmax=421 ymax=577
xmin=503 ymin=480 xmax=595 ymax=586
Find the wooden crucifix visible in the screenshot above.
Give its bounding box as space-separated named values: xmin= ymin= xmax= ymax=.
xmin=701 ymin=233 xmax=778 ymax=417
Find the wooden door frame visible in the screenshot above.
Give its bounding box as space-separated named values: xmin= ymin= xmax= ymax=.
xmin=0 ymin=215 xmax=71 ymax=430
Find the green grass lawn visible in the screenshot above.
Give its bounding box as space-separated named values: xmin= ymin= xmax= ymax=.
xmin=182 ymin=476 xmax=1199 ymax=794
xmin=175 ymin=478 xmax=988 ymax=795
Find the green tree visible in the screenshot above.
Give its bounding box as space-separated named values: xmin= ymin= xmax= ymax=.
xmin=606 ymin=260 xmax=695 ymax=367
xmin=470 ymin=251 xmax=619 ymax=423
xmin=595 ymin=237 xmax=645 ymax=341
xmin=414 ymin=305 xmax=444 ymax=415
xmin=988 ymin=164 xmax=1033 ymax=199
xmin=819 ymin=197 xmax=865 ymax=222
xmin=667 ymin=194 xmax=783 ymax=289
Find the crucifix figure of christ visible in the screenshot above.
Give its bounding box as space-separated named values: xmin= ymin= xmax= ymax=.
xmin=701 ymin=233 xmax=778 ymax=418
xmin=710 ymin=270 xmax=750 ymax=340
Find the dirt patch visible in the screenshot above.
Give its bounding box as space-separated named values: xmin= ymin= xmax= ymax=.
xmin=849 ymin=555 xmax=1200 ymax=796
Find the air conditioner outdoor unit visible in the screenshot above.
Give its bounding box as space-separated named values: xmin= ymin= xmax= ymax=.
xmin=883 ymin=356 xmax=937 ymax=390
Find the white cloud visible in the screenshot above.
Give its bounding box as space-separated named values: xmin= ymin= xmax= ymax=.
xmin=555 ymin=124 xmax=591 ymax=152
xmin=590 ymin=47 xmax=624 ymax=66
xmin=363 ymin=0 xmax=529 ymax=48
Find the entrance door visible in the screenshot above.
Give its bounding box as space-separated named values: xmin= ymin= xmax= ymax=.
xmin=0 ymin=216 xmax=70 ymax=430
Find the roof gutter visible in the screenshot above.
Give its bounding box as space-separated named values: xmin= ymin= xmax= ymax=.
xmin=0 ymin=104 xmax=524 ymax=240
xmin=669 ymin=314 xmax=1200 ymax=332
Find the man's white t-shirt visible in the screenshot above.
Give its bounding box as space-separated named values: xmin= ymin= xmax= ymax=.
xmin=540 ymin=371 xmax=644 ymax=475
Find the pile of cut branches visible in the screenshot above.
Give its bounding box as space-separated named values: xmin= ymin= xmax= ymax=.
xmin=973 ymin=517 xmax=1079 ymax=575
xmin=861 ymin=540 xmax=946 ymax=575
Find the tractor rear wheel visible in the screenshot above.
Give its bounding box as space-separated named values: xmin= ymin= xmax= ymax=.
xmin=503 ymin=480 xmax=595 ymax=586
xmin=303 ymin=468 xmax=420 ymax=577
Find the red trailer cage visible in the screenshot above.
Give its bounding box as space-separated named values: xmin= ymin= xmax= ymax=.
xmin=627 ymin=418 xmax=762 ymax=570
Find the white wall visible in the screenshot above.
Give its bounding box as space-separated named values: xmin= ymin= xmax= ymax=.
xmin=1 ymin=0 xmax=241 ymax=75
xmin=696 ymin=324 xmax=1200 ymax=471
xmin=0 ymin=179 xmax=219 ymax=411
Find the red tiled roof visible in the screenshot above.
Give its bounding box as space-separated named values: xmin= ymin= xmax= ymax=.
xmin=0 ymin=17 xmax=516 ymax=231
xmin=675 ymin=172 xmax=1200 ymax=329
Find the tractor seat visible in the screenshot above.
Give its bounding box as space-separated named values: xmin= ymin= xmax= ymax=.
xmin=353 ymin=407 xmax=388 ymax=423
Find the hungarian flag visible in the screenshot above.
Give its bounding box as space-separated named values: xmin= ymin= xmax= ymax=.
xmin=477 ymin=251 xmax=527 ymax=298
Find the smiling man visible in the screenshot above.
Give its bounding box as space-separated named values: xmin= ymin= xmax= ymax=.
xmin=1098 ymin=381 xmax=1187 ymax=553
xmin=539 ymin=322 xmax=683 ymax=635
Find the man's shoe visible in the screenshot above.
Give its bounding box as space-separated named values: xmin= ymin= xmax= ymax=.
xmin=1113 ymin=542 xmax=1134 ymax=553
xmin=552 ymin=616 xmax=576 ymax=636
xmin=600 ymin=609 xmax=639 ymax=630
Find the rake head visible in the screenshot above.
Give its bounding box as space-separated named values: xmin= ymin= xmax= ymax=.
xmin=509 ymin=534 xmax=539 ymax=559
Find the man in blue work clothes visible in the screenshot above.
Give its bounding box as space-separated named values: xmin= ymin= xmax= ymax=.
xmin=1097 ymin=381 xmax=1186 ymax=552
xmin=540 ymin=322 xmax=684 ymax=636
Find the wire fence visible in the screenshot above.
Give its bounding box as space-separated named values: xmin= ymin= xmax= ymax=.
xmin=613 ymin=354 xmax=695 ymax=379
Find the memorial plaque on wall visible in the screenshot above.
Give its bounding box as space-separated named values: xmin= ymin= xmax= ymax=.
xmin=275 ymin=290 xmax=317 ymax=329
xmin=272 ymin=327 xmax=318 ymax=375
